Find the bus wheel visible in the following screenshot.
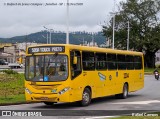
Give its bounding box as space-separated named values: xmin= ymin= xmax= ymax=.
xmin=81 ymin=88 xmax=91 ymax=106
xmin=43 ymin=102 xmax=54 ymax=105
xmin=116 ymin=83 xmax=128 ymax=99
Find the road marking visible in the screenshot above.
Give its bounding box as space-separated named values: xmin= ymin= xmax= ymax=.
xmin=84 ymin=116 xmax=118 ymax=119
xmin=111 ymin=100 xmax=160 ymax=105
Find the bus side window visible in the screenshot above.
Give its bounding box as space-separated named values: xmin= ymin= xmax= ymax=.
xmin=95 ymin=53 xmax=107 ymax=70
xmin=82 ymin=51 xmax=95 ymax=70
xmin=126 ymin=55 xmax=134 ymax=70
xmin=107 ymin=53 xmax=117 ymax=70
xmin=117 ymin=54 xmax=126 ymax=70
xmin=134 ymin=56 xmax=142 ymax=69
xmin=70 ymin=51 xmax=82 ymax=79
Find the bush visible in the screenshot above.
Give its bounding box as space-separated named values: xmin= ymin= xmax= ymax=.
xmin=0 ymin=69 xmax=18 ymax=74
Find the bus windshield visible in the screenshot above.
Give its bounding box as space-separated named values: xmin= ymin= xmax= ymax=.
xmin=25 ymin=55 xmax=68 ymax=82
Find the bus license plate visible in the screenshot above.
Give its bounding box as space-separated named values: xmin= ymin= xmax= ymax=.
xmin=40 ymin=97 xmax=48 ymax=100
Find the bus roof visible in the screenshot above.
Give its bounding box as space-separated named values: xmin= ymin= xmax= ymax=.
xmin=27 ymin=44 xmax=143 ymax=56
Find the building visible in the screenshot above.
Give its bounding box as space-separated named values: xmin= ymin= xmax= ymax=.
xmin=0 ymin=42 xmax=39 ymax=64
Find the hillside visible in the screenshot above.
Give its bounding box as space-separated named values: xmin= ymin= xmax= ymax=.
xmin=0 ymin=31 xmax=106 ymax=45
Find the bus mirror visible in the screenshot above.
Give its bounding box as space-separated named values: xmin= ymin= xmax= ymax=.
xmin=73 ymin=57 xmax=77 ymax=64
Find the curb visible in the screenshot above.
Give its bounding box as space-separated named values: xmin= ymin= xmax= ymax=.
xmin=144 ymin=72 xmax=153 ymax=75
xmin=0 ymin=102 xmax=39 ymax=106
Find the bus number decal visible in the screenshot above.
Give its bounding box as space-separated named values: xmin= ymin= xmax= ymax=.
xmin=32 ymin=48 xmax=39 ymax=53
xmin=109 ymin=75 xmax=112 ymax=80
xmin=124 ymin=73 xmax=129 ymax=78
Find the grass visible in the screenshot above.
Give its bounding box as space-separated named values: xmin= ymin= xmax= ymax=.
xmin=144 ymin=68 xmax=160 ymax=75
xmin=0 ymin=73 xmax=26 ymax=104
xmin=0 ymin=94 xmax=25 ymax=104
xmin=144 ymin=68 xmax=155 ymax=73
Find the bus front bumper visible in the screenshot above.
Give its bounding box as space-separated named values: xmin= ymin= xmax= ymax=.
xmin=25 ymin=91 xmax=71 ymax=103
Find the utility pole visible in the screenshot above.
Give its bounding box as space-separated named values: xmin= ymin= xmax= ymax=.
xmin=110 ymin=0 xmax=116 ymax=49
xmin=49 ymin=31 xmax=51 ymax=44
xmin=112 ymin=15 xmax=115 ymax=49
xmin=127 ymin=21 xmax=130 ymax=50
xmin=112 ymin=0 xmax=116 ymax=49
xmin=47 ymin=32 xmax=48 ymax=44
xmin=92 ymin=33 xmax=94 ymax=47
xmin=66 ymin=0 xmax=69 ymax=44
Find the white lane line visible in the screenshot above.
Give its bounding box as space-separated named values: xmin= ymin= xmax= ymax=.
xmin=84 ymin=116 xmax=118 ymax=119
xmin=110 ymin=100 xmax=160 ymax=105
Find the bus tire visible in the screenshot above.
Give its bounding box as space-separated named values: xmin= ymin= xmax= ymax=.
xmin=43 ymin=102 xmax=54 ymax=105
xmin=81 ymin=88 xmax=91 ymax=106
xmin=115 ymin=83 xmax=128 ymax=99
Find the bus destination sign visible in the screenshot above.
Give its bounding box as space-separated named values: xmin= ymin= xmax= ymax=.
xmin=28 ymin=46 xmax=65 ymax=54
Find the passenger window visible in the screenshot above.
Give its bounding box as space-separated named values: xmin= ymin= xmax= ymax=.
xmin=126 ymin=55 xmax=134 ymax=70
xmin=95 ymin=53 xmax=107 ymax=70
xmin=117 ymin=54 xmax=126 ymax=70
xmin=82 ymin=52 xmax=95 ymax=70
xmin=134 ymin=56 xmax=142 ymax=69
xmin=107 ymin=53 xmax=117 ymax=70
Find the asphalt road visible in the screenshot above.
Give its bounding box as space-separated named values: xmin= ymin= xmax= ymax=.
xmin=0 ymin=75 xmax=160 ymax=119
xmin=0 ymin=65 xmax=24 ymax=73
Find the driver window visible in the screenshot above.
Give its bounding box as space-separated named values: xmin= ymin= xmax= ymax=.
xmin=70 ymin=50 xmax=82 ymax=79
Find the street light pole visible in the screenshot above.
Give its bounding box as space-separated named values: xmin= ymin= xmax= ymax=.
xmin=43 ymin=26 xmax=53 ymax=44
xmin=66 ymin=0 xmax=69 ymax=44
xmin=42 ymin=30 xmax=48 ymax=44
xmin=127 ymin=21 xmax=130 ymax=50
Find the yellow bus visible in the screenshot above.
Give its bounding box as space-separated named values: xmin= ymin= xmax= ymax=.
xmin=25 ymin=44 xmax=144 ymax=106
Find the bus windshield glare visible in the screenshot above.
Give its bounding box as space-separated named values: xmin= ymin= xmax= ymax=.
xmin=25 ymin=55 xmax=68 ymax=82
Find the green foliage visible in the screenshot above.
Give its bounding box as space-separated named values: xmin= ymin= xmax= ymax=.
xmin=102 ymin=0 xmax=160 ymax=68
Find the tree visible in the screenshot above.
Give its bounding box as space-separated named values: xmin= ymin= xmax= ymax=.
xmin=103 ymin=0 xmax=160 ymax=68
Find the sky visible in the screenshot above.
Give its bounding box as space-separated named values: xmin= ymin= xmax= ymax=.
xmin=0 ymin=0 xmax=124 ymax=38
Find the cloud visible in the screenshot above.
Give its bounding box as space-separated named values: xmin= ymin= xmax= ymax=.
xmin=0 ymin=0 xmax=124 ymax=38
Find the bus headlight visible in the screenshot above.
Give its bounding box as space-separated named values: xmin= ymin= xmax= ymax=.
xmin=25 ymin=88 xmax=32 ymax=94
xmin=58 ymin=87 xmax=70 ymax=95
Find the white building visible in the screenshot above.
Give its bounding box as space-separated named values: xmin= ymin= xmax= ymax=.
xmin=17 ymin=42 xmax=39 ymax=51
xmin=87 ymin=41 xmax=98 ymax=47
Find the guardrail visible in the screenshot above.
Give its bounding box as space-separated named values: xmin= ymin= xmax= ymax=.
xmin=0 ymin=65 xmax=11 ymax=70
